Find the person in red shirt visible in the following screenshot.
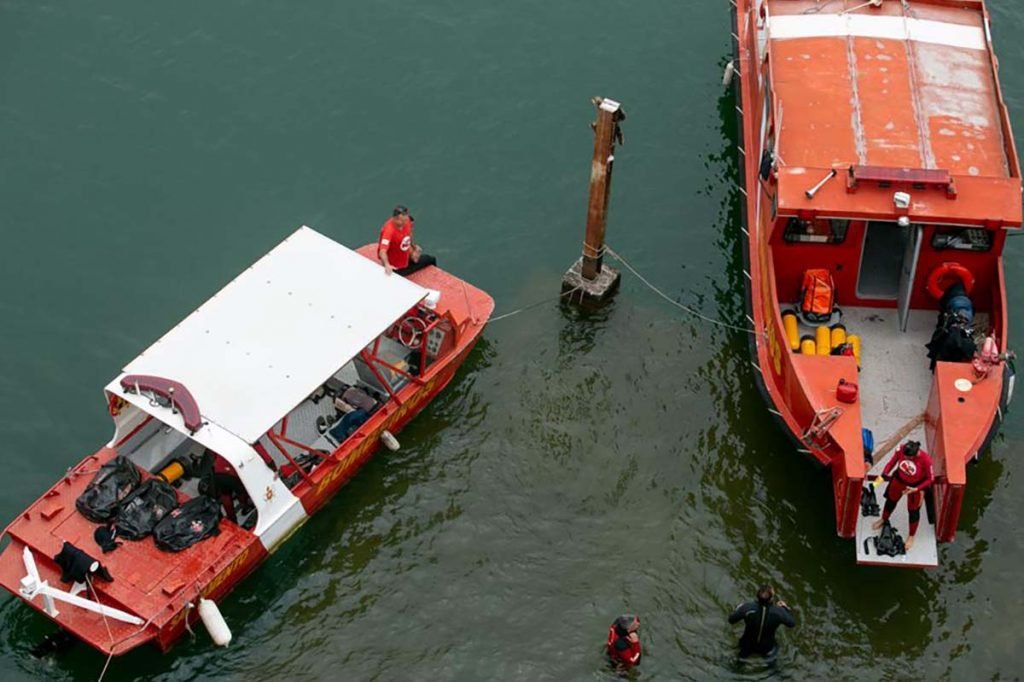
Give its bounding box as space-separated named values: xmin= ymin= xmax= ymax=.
xmin=606 ymin=614 xmax=641 ymax=668
xmin=377 ymin=205 xmax=436 ymax=277
xmin=871 ymin=440 xmax=934 ymax=550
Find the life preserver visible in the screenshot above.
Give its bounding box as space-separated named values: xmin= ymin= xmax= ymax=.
xmin=926 ymin=262 xmax=975 ymax=300
xmin=107 ymin=394 xmax=126 ymax=417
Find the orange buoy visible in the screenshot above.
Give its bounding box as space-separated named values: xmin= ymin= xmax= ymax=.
xmin=782 ymin=310 xmax=800 ymax=350
xmin=926 ymin=262 xmax=975 ymax=300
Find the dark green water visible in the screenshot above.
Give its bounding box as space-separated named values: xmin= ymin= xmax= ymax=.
xmin=1 ymin=1 xmax=1022 ymax=679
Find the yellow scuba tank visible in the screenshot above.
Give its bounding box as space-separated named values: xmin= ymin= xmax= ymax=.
xmin=782 ymin=310 xmax=800 ymax=351
xmin=816 ymin=325 xmax=831 ymax=356
xmin=800 ymin=335 xmax=816 ymax=355
xmin=848 ymin=334 xmax=861 ymax=363
xmin=830 ymin=323 xmax=847 ymax=350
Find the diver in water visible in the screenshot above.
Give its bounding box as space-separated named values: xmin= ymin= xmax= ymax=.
xmin=606 ymin=614 xmax=642 ymax=668
xmin=728 ymin=584 xmax=795 ymax=659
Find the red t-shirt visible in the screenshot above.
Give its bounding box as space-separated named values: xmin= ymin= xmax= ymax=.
xmin=378 ymin=218 xmax=413 ymax=270
xmin=882 ymin=445 xmax=935 ymax=489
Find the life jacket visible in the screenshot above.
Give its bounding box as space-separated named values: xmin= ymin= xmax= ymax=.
xmin=800 ymin=269 xmax=835 ymax=323
xmin=606 ymin=626 xmax=642 ymax=666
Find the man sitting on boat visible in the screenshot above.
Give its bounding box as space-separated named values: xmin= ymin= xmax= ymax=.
xmin=870 ymin=440 xmax=935 ymax=551
xmin=378 ymin=205 xmax=437 ymax=277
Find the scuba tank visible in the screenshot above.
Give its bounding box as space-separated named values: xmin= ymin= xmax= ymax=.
xmin=815 ymin=325 xmax=831 ymax=356
xmin=782 ymin=311 xmax=800 ymax=351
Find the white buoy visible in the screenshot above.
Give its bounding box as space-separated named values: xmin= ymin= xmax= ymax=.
xmin=198 ymin=597 xmax=232 ymax=647
xmin=722 ymin=60 xmax=735 ymax=87
xmin=381 ymin=430 xmax=400 ymax=451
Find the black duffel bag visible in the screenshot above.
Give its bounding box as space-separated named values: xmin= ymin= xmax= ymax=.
xmin=153 ymin=496 xmax=221 ymax=552
xmin=75 ymin=456 xmax=142 ymax=523
xmin=115 ymin=479 xmax=180 ymax=540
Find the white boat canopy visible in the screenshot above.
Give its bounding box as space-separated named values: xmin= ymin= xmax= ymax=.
xmin=112 ymin=226 xmax=427 ymax=444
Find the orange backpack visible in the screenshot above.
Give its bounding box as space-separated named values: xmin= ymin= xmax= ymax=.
xmin=800 ymin=269 xmax=835 ymax=322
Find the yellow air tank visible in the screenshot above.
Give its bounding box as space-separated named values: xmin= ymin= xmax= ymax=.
xmin=816 ymin=325 xmax=831 ymax=356
xmin=782 ymin=311 xmax=800 ymax=351
xmin=830 ymin=323 xmax=847 ymax=350
xmin=800 ymin=335 xmax=817 ymax=355
xmin=157 ymin=461 xmax=185 ymax=484
xmin=848 ymin=334 xmax=861 ymax=363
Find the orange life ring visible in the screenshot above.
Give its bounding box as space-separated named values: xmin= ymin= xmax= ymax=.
xmin=926 ymin=262 xmax=975 ymax=300
xmin=107 ymin=394 xmax=126 ymax=417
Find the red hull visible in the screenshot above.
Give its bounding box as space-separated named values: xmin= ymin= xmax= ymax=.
xmin=0 ymin=249 xmax=493 ymax=654
xmin=732 ymin=0 xmax=1018 ymax=560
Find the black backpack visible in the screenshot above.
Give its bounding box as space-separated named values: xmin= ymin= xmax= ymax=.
xmin=115 ymin=479 xmax=180 ymax=540
xmin=75 ymin=456 xmax=142 ymax=523
xmin=153 ymin=496 xmax=221 ymax=552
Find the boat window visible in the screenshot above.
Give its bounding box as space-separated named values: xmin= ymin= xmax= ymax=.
xmin=931 ymin=227 xmax=992 ymax=252
xmin=782 ymin=217 xmax=849 ymax=244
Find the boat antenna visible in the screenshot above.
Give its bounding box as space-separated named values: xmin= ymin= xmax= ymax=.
xmin=805 ymin=169 xmax=838 ymax=199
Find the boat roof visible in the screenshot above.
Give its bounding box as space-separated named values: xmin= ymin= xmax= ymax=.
xmin=764 ymin=0 xmax=1022 ymax=226
xmin=113 ymin=226 xmax=427 ymax=444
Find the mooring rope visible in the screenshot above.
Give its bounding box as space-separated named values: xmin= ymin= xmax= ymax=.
xmin=489 ymin=287 xmax=582 ymax=323
xmin=604 ymin=245 xmax=761 ymax=335
xmin=86 ymin=575 xmax=116 ymax=682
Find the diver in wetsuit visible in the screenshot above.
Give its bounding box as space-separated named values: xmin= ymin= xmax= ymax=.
xmin=728 ymin=584 xmax=795 ymax=658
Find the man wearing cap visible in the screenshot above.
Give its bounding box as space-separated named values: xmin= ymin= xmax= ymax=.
xmin=377 ymin=205 xmax=437 ymax=277
xmin=870 ymin=439 xmax=935 ymax=550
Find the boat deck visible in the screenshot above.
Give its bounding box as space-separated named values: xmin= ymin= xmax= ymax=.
xmin=844 ymin=306 xmax=933 ymax=456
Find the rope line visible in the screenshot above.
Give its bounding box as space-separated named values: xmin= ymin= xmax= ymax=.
xmin=581 ymin=240 xmax=607 ymax=258
xmin=604 ymin=245 xmax=761 ymax=335
xmin=489 ymin=287 xmax=581 ymax=323
xmin=484 ymin=247 xmax=760 ymax=336
xmin=86 ymin=575 xmax=116 ymax=682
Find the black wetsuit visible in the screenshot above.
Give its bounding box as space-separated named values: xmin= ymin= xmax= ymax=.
xmin=728 ymin=601 xmax=795 ymax=657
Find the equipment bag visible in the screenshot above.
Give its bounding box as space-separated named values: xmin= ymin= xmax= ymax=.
xmin=75 ymin=456 xmax=142 ymax=523
xmin=115 ymin=479 xmax=180 ymax=540
xmin=800 ymin=269 xmax=836 ymax=323
xmin=865 ymin=520 xmax=906 ymax=557
xmin=153 ymin=496 xmax=221 ymax=552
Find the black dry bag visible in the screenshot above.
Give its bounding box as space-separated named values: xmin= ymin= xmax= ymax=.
xmin=153 ymin=496 xmax=221 ymax=552
xmin=75 ymin=456 xmax=142 ymax=523
xmin=115 ymin=479 xmax=180 ymax=540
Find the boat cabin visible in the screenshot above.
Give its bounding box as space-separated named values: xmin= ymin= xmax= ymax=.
xmin=104 ymin=226 xmax=461 ymax=548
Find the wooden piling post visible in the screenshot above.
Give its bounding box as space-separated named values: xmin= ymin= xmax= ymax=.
xmin=562 ymin=97 xmax=625 ymax=306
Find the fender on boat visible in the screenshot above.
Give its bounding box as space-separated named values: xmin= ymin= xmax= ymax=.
xmin=198 ymin=598 xmax=232 ymax=647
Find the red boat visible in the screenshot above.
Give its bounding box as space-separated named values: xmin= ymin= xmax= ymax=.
xmin=0 ymin=226 xmax=493 ymax=654
xmin=732 ymin=0 xmax=1019 ymax=566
